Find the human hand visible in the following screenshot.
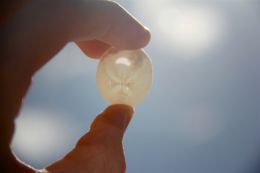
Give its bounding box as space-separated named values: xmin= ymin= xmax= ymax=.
xmin=0 ymin=0 xmax=150 ymax=172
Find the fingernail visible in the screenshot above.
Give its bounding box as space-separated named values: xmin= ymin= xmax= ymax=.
xmin=103 ymin=104 xmax=134 ymax=131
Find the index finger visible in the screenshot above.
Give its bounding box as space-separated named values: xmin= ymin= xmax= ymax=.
xmin=1 ymin=0 xmax=150 ymax=77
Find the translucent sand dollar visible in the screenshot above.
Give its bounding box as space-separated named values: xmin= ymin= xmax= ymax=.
xmin=96 ymin=48 xmax=152 ymax=106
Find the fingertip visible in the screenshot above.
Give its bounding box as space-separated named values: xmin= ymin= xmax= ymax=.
xmin=72 ymin=0 xmax=151 ymax=51
xmin=90 ymin=104 xmax=134 ymax=133
xmin=77 ymin=104 xmax=133 ymax=146
xmin=92 ymin=0 xmax=151 ymax=49
xmin=103 ymin=104 xmax=134 ymax=131
xmin=136 ymin=26 xmax=151 ymax=49
xmin=76 ymin=40 xmax=110 ymax=59
xmin=122 ymin=24 xmax=151 ymax=49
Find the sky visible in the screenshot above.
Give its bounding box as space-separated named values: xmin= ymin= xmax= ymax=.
xmin=11 ymin=0 xmax=260 ymax=173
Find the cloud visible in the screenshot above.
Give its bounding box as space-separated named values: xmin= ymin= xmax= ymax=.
xmin=11 ymin=107 xmax=79 ymax=168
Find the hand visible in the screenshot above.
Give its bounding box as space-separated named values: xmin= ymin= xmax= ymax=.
xmin=0 ymin=0 xmax=150 ymax=172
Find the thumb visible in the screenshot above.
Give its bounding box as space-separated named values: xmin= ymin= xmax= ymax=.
xmin=76 ymin=104 xmax=134 ymax=147
xmin=44 ymin=105 xmax=133 ymax=173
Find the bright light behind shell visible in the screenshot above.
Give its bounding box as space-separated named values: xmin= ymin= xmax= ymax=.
xmin=158 ymin=4 xmax=224 ymax=56
xmin=133 ymin=0 xmax=225 ymax=57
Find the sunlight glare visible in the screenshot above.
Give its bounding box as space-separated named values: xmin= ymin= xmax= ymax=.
xmin=158 ymin=4 xmax=224 ymax=56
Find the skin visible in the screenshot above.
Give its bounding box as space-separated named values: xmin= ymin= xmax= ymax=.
xmin=0 ymin=0 xmax=150 ymax=172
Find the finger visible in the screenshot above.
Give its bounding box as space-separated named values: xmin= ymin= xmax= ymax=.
xmin=75 ymin=1 xmax=151 ymax=59
xmin=76 ymin=104 xmax=134 ymax=147
xmin=44 ymin=104 xmax=133 ymax=173
xmin=77 ymin=40 xmax=111 ymax=59
xmin=1 ymin=0 xmax=150 ymax=79
xmin=72 ymin=0 xmax=151 ymax=49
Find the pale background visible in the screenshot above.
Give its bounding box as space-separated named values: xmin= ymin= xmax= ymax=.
xmin=11 ymin=0 xmax=260 ymax=173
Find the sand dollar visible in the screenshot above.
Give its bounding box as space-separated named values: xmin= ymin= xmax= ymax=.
xmin=96 ymin=48 xmax=152 ymax=106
